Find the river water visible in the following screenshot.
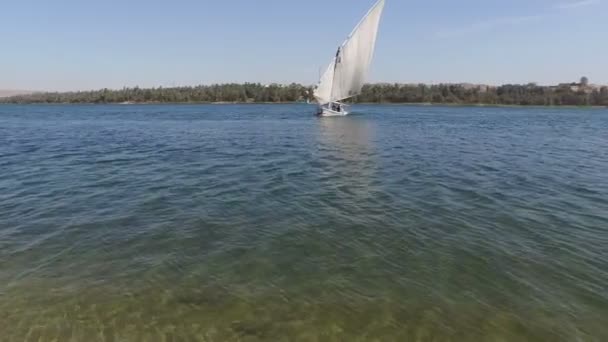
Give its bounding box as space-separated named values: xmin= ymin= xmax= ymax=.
xmin=1 ymin=104 xmax=607 ymax=341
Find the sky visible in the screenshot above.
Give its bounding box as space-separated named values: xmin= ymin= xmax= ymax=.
xmin=1 ymin=0 xmax=606 ymax=91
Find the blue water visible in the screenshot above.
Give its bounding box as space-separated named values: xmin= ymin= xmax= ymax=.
xmin=1 ymin=104 xmax=607 ymax=341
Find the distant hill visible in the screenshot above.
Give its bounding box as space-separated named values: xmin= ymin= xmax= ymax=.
xmin=0 ymin=90 xmax=35 ymax=98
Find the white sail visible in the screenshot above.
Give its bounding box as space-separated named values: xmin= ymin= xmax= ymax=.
xmin=331 ymin=0 xmax=385 ymax=102
xmin=313 ymin=58 xmax=336 ymax=104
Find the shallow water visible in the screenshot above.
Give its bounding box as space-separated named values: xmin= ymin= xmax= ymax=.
xmin=1 ymin=104 xmax=607 ymax=341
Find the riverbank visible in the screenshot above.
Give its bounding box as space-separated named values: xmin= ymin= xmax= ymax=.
xmin=1 ymin=101 xmax=605 ymax=109
xmin=1 ymin=82 xmax=607 ymax=107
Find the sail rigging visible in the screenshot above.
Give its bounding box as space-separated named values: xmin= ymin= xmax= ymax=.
xmin=314 ymin=0 xmax=385 ymax=105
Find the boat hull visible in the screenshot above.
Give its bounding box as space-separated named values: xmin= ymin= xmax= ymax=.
xmin=316 ymin=103 xmax=349 ymax=117
xmin=318 ymin=108 xmax=349 ymax=117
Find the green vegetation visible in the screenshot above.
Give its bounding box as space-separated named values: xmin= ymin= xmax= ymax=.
xmin=2 ymin=81 xmax=608 ymax=106
xmin=357 ymin=83 xmax=608 ymax=106
xmin=0 ymin=83 xmax=311 ymax=104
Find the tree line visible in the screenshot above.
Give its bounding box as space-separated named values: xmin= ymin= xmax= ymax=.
xmin=356 ymin=83 xmax=608 ymax=106
xmin=2 ymin=82 xmax=608 ymax=106
xmin=0 ymin=83 xmax=310 ymax=104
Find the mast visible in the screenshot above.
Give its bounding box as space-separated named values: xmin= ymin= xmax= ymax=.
xmin=330 ymin=0 xmax=385 ymax=102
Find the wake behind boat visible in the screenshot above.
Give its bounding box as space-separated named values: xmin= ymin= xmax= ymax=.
xmin=313 ymin=0 xmax=386 ymax=117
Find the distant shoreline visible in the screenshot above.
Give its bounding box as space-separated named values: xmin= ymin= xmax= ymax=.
xmin=0 ymin=101 xmax=605 ymax=109
xmin=357 ymin=102 xmax=607 ymax=109
xmin=2 ymin=82 xmax=606 ymax=107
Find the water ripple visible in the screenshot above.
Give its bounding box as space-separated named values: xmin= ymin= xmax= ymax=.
xmin=0 ymin=104 xmax=607 ymax=341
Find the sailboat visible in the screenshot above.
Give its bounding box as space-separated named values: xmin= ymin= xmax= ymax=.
xmin=313 ymin=0 xmax=386 ymax=117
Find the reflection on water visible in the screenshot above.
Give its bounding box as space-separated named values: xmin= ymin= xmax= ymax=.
xmin=0 ymin=104 xmax=607 ymax=341
xmin=317 ymin=115 xmax=375 ymax=160
xmin=317 ymin=116 xmax=376 ymax=199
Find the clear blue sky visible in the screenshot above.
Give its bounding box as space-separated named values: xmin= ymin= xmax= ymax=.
xmin=1 ymin=0 xmax=606 ymax=91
